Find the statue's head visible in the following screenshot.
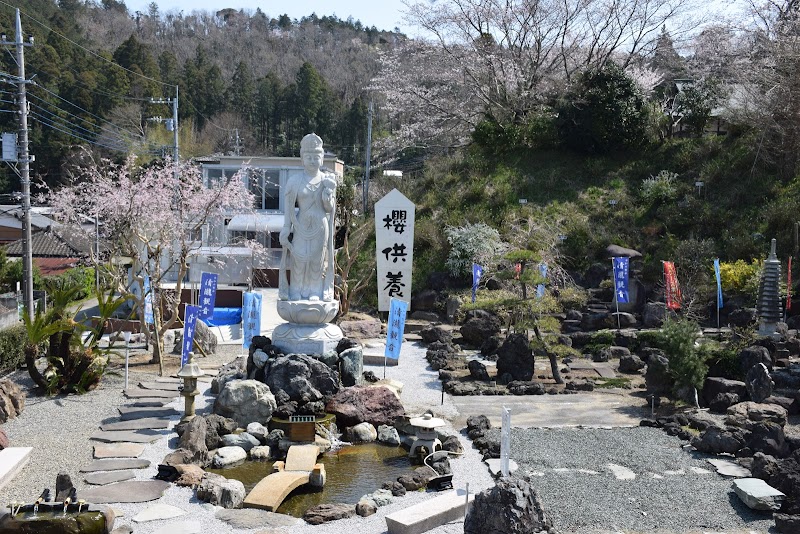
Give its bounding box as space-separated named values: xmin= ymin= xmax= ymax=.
xmin=300 ymin=133 xmax=324 ymax=155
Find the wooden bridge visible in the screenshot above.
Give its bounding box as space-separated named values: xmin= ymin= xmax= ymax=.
xmin=243 ymin=444 xmax=324 ymax=512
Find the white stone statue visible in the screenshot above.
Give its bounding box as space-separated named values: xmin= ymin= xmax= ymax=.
xmin=278 ymin=133 xmax=337 ymax=302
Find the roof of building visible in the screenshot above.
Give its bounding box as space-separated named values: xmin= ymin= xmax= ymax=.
xmin=0 ymin=205 xmax=58 ymax=230
xmin=4 ymin=226 xmax=95 ymax=258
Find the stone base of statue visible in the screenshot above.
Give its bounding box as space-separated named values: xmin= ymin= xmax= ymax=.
xmin=273 ymin=300 xmax=343 ymax=355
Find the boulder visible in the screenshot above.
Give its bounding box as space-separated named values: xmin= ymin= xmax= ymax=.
xmin=645 ymin=353 xmax=672 ymax=396
xmin=730 ymin=308 xmax=758 ymax=327
xmin=340 ymin=347 xmax=363 ymax=387
xmin=746 ymin=421 xmax=789 ymax=458
xmin=507 ymin=381 xmax=546 ymax=395
xmin=211 ymin=447 xmax=247 ymax=468
xmin=618 ymin=354 xmax=645 ymax=374
xmin=741 ymin=345 xmax=773 ymax=373
xmin=464 ymin=475 xmax=553 ymax=534
xmin=356 ymin=499 xmax=377 ymax=517
xmin=726 ymin=402 xmax=788 ymax=429
xmin=496 ymin=333 xmax=534 ymax=382
xmin=642 ymin=302 xmax=666 ymax=328
xmin=303 ymin=503 xmax=355 ymax=525
xmin=220 ymin=432 xmax=261 ymax=452
xmin=774 ymin=513 xmax=800 ymax=533
xmin=264 ymin=354 xmax=339 ymax=406
xmin=702 ymin=377 xmax=748 ymax=407
xmin=213 ymin=380 xmax=277 ymax=427
xmin=708 ymin=393 xmax=740 ymax=413
xmin=172 ymin=319 xmax=217 ymax=355
xmin=397 ymin=467 xmax=436 ymax=491
xmin=211 ymin=357 xmax=247 ymax=394
xmin=611 ymin=313 xmax=637 ymax=328
xmin=460 ymin=315 xmax=502 ymax=347
xmin=347 ymin=422 xmax=377 ymax=443
xmin=427 ymin=451 xmax=452 ymax=476
xmin=326 ymin=386 xmax=405 ymax=428
xmin=412 ymin=288 xmax=438 ymax=311
xmin=245 ymin=422 xmax=269 ymax=444
xmin=468 ymin=360 xmax=491 ymax=381
xmin=466 ymin=414 xmax=492 ymax=439
xmin=196 ymin=472 xmax=245 ymax=509
xmin=339 ymin=319 xmax=382 ymax=340
xmin=177 ymin=414 xmax=208 ymax=466
xmin=0 ymin=379 xmax=25 ymax=423
xmin=420 ymin=326 xmax=452 ymax=345
xmin=377 ymin=425 xmax=401 ymax=446
xmin=249 ymin=446 xmax=272 ymax=460
xmin=746 ymin=363 xmax=774 ymax=403
xmin=173 ymin=463 xmax=205 ymax=487
xmin=204 ymin=414 xmax=238 ymax=450
xmin=691 ymin=426 xmax=747 ymax=454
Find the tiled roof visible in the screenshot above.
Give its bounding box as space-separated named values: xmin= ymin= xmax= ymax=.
xmin=4 ymin=227 xmax=93 ymax=258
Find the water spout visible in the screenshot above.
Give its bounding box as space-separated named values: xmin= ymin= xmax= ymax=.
xmin=316 ymin=422 xmax=350 ymax=452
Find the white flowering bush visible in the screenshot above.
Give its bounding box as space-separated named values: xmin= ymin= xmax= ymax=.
xmin=640 ymin=170 xmax=678 ymax=204
xmin=444 ymin=223 xmax=506 ymax=279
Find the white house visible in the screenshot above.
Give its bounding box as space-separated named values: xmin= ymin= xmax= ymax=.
xmin=190 ymin=154 xmax=345 ymax=288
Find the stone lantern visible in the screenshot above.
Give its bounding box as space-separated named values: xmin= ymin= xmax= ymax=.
xmin=177 ymin=352 xmax=204 ymax=422
xmin=408 ymin=413 xmax=446 ymax=459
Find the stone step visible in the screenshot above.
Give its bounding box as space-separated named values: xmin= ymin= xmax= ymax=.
xmin=81 ymin=458 xmax=150 ymax=472
xmin=78 ymin=480 xmax=171 ymax=504
xmin=0 ymin=447 xmax=32 ymax=492
xmin=124 ymin=388 xmax=179 ymax=399
xmin=139 ymin=381 xmax=181 ymax=392
xmin=93 ymin=442 xmax=146 ymax=459
xmin=84 ymin=470 xmax=137 ymax=485
xmin=100 ymin=417 xmax=171 ymax=431
xmin=733 ymin=478 xmax=785 ymax=511
xmin=118 ymin=406 xmax=180 ymax=420
xmin=90 ymin=430 xmax=165 ymax=443
xmin=385 ymin=489 xmax=474 ymax=534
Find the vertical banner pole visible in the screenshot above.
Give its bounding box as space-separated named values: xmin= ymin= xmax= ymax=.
xmin=501 ymin=407 xmax=511 ymax=477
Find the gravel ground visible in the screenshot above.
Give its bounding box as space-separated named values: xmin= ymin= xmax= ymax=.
xmin=0 ymin=339 xmax=782 ymax=534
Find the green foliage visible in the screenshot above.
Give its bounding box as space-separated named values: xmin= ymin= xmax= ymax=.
xmin=557 ymin=63 xmax=650 ymax=153
xmin=594 ymin=377 xmax=632 ymax=389
xmin=652 ymin=318 xmax=707 ymax=393
xmin=556 ymin=285 xmax=589 ymax=311
xmin=718 ymin=259 xmax=761 ymax=299
xmin=47 ymin=267 xmax=96 ymax=301
xmin=472 ymin=113 xmax=557 ymax=154
xmin=0 ymin=325 xmax=29 ymax=374
xmin=677 ymin=79 xmax=722 ymax=136
xmin=639 ymin=170 xmax=678 ymax=204
xmin=444 ymin=223 xmax=505 ymax=280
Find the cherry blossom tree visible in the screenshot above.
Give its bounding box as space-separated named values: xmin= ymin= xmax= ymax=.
xmin=47 ymin=155 xmax=254 ymax=374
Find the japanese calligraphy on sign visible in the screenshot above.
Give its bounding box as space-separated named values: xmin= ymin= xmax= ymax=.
xmin=143 ymin=275 xmax=154 ymax=325
xmin=612 ymin=257 xmax=629 ymax=304
xmin=181 ymin=304 xmax=199 ymax=366
xmin=242 ymin=292 xmax=262 ymax=349
xmin=375 ymin=189 xmax=415 ymax=311
xmin=385 ymin=298 xmax=408 ymax=360
xmin=198 ymin=272 xmax=219 ymax=321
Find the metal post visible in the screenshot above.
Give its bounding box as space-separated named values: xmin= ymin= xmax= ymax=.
xmin=501 ymin=406 xmax=511 ymax=477
xmin=123 ymin=331 xmax=131 ymax=391
xmin=173 ymin=85 xmax=179 ymax=165
xmin=363 ymin=99 xmax=373 ymax=215
xmin=95 ymin=216 xmax=100 ymax=293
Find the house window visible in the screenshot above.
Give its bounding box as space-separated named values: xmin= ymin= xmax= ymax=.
xmin=229 ymin=230 xmax=282 ymax=249
xmin=207 ymin=168 xmax=239 ymax=188
xmin=248 ymin=169 xmax=280 ymax=211
xmin=187 ymin=226 xmax=202 ymax=242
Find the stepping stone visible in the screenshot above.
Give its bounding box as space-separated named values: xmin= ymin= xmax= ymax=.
xmin=125 ymin=387 xmax=178 ymax=399
xmin=155 ymin=377 xmax=182 ymax=384
xmin=215 ymin=508 xmax=301 ymax=529
xmin=139 ymin=381 xmax=181 ymax=392
xmin=689 ymin=466 xmax=712 ymax=475
xmin=91 ymin=430 xmax=164 ymax=443
xmin=606 ymin=463 xmax=636 ymax=480
xmin=128 ymin=400 xmax=172 ymax=408
xmin=101 ymin=418 xmax=171 ymax=431
xmin=0 ymin=447 xmax=32 ymax=492
xmin=81 ymin=458 xmax=150 ymax=472
xmin=733 ymin=478 xmax=786 ymax=511
xmin=385 ymin=489 xmax=474 ymax=534
xmin=94 ymin=442 xmax=146 ymax=459
xmin=133 ymin=503 xmax=186 ymax=522
xmin=79 ymin=480 xmax=171 ymax=504
xmin=85 ymin=470 xmax=136 ymax=485
xmin=593 ymin=363 xmax=616 ymax=378
xmin=118 ymin=406 xmax=180 ymax=420
xmin=567 ymin=360 xmax=595 ymax=370
xmin=708 ymin=458 xmax=752 ymax=478
xmin=152 ymin=521 xmax=201 ymax=534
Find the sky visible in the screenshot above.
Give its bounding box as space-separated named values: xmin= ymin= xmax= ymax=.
xmin=124 ymin=0 xmax=413 ymax=34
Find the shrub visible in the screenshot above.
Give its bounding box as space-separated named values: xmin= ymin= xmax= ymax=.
xmin=556 ymin=286 xmax=588 ymax=311
xmin=640 ymin=170 xmax=678 ymax=204
xmin=718 ymin=259 xmax=761 ymax=298
xmin=0 ymin=325 xmax=28 ymax=373
xmin=652 ymin=318 xmax=707 ymax=395
xmin=444 ymin=222 xmax=506 ymax=280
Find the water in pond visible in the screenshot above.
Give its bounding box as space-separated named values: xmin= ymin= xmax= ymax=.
xmin=208 ymin=443 xmax=413 ymax=517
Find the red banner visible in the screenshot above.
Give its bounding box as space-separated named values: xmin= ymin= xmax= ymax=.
xmin=663 ymin=261 xmax=681 ymax=310
xmin=788 ymin=256 xmax=793 ymax=311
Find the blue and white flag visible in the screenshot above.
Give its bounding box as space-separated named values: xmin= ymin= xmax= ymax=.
xmin=536 ymin=262 xmax=548 ymax=299
xmin=143 ymin=275 xmax=154 ymax=325
xmin=713 ymin=258 xmax=723 ymax=309
xmin=242 ymin=292 xmax=262 ymax=349
xmin=612 ymin=257 xmax=629 ymax=304
xmin=198 ymin=272 xmax=219 ymax=321
xmin=472 ymin=263 xmax=484 ymax=303
xmin=385 ymin=298 xmax=408 ymax=360
xmin=181 ymin=304 xmax=199 ymax=366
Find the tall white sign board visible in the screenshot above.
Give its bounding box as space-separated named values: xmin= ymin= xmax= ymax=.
xmin=375 ymin=189 xmax=415 ymax=311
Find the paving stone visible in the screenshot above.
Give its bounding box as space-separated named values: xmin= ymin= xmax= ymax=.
xmin=100 ymin=417 xmax=171 ymax=431
xmin=215 ymin=508 xmax=301 ymax=529
xmin=81 ymin=458 xmax=150 ymax=472
xmin=152 ymin=520 xmax=201 ymax=534
xmin=594 ymin=363 xmax=616 ymax=378
xmin=689 ymin=466 xmax=712 ymax=475
xmin=79 ymin=480 xmax=172 ymax=503
xmin=118 ymin=406 xmax=180 ymax=420
xmin=93 ymin=442 xmax=146 ymax=459
xmin=127 ymin=400 xmax=172 ymax=407
xmin=733 ymin=478 xmax=786 ymax=511
xmin=90 ymin=430 xmax=164 ymax=443
xmin=707 ymin=458 xmax=752 ymax=478
xmin=133 ymin=503 xmax=186 ymax=522
xmin=606 ymin=463 xmax=636 ymax=480
xmin=124 ymin=388 xmax=179 ymax=399
xmin=84 ymin=470 xmax=137 ymax=485
xmin=139 ymin=381 xmax=182 ymax=392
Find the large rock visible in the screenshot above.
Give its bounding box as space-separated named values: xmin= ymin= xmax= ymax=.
xmin=460 ymin=315 xmax=502 ymax=347
xmin=211 ymin=357 xmax=247 ymax=394
xmin=464 ymin=476 xmax=553 ymax=534
xmin=420 ymin=326 xmax=452 ymax=345
xmin=733 ymin=478 xmax=785 ymax=511
xmin=211 ymin=447 xmax=247 ymax=468
xmin=302 ymin=503 xmax=355 ymax=525
xmin=645 ymin=352 xmax=672 ymax=395
xmin=0 ymin=379 xmax=25 ymax=423
xmin=702 ymin=377 xmax=748 ymax=407
xmin=347 ymin=422 xmax=377 ymax=443
xmin=618 ymin=354 xmax=645 ymax=374
xmin=741 ymin=345 xmax=773 ymax=373
xmin=264 ymin=354 xmax=339 ymax=405
xmin=340 ymin=347 xmax=363 ymax=387
xmin=213 ymin=380 xmax=277 ymax=427
xmin=196 ymin=472 xmax=246 ymax=509
xmin=746 ymin=363 xmax=774 ymax=403
xmin=338 ymin=319 xmax=382 ymax=339
xmin=204 ymin=414 xmax=237 ymax=450
xmin=496 ymin=333 xmax=534 ymax=382
xmin=726 ymin=402 xmax=788 ymax=429
xmin=326 ymin=386 xmax=405 ymax=428
xmin=172 ymin=319 xmax=217 ymax=355
xmin=642 ymin=302 xmax=666 ymax=328
xmin=468 ymin=360 xmax=491 ymax=381
xmin=177 ymin=415 xmax=208 ymax=465
xmin=691 ymin=426 xmax=746 ymax=455
xmin=221 ymin=432 xmax=261 ymax=452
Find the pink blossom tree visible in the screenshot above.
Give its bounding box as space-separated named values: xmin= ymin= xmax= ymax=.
xmin=48 ymin=156 xmax=254 ymax=374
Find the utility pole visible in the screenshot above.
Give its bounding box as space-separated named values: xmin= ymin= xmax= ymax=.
xmin=149 ymin=85 xmax=179 ymax=165
xmin=2 ymin=10 xmax=35 ymax=318
xmin=363 ymin=99 xmax=373 ymax=215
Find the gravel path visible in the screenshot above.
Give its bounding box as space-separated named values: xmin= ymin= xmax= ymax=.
xmin=0 ymin=340 xmax=781 ymax=533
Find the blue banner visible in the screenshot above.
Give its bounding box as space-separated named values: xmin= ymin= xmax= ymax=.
xmin=143 ymin=275 xmax=154 ymax=325
xmin=472 ymin=263 xmax=484 ymax=303
xmin=198 ymin=272 xmax=219 ymax=321
xmin=612 ymin=257 xmax=629 ymax=304
xmin=242 ymin=292 xmax=262 ymax=349
xmin=536 ymin=262 xmax=548 ymax=299
xmin=714 ymin=258 xmax=723 ymax=309
xmin=385 ymin=298 xmax=408 ymax=360
xmin=181 ymin=304 xmax=199 ymax=366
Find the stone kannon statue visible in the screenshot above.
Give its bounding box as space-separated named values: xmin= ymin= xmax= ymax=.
xmin=279 ymin=133 xmax=337 ymax=302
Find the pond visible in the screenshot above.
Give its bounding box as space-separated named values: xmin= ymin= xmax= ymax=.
xmin=208 ymin=442 xmax=414 ymax=517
